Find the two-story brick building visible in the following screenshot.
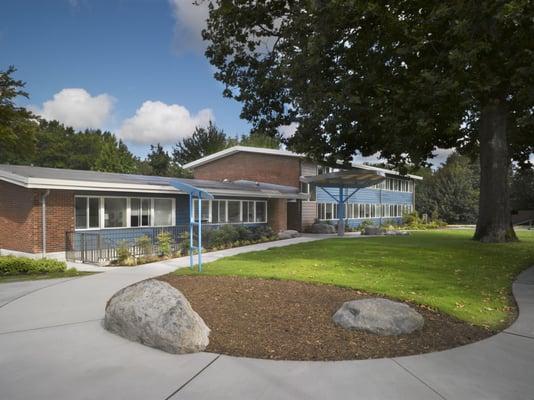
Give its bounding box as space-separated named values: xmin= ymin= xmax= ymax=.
xmin=184 ymin=146 xmax=422 ymax=232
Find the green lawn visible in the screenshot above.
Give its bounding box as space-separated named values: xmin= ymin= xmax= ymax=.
xmin=0 ymin=270 xmax=94 ymax=283
xmin=175 ymin=229 xmax=534 ymax=328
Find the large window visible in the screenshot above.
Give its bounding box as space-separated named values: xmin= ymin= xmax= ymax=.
xmin=75 ymin=197 xmax=99 ymax=229
xmin=130 ymin=198 xmax=151 ymax=227
xmin=154 ymin=198 xmax=173 ymax=226
xmin=104 ymin=198 xmax=127 ymax=228
xmin=75 ymin=196 xmax=175 ymax=230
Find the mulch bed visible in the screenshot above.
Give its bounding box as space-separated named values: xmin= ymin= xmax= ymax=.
xmin=158 ymin=275 xmax=494 ymax=361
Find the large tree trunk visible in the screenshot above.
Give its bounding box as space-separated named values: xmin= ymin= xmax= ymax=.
xmin=473 ymin=100 xmax=518 ymax=243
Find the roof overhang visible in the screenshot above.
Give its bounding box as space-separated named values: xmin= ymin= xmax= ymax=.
xmin=301 ymin=169 xmax=386 ymax=189
xmin=0 ymin=169 xmax=304 ymax=200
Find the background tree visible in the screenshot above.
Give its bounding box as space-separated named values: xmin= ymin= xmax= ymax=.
xmin=93 ymin=139 xmax=137 ymax=174
xmin=0 ymin=66 xmax=38 ymax=164
xmin=240 ymin=132 xmax=281 ymax=149
xmin=510 ymin=168 xmax=534 ymax=211
xmin=203 ymin=1 xmax=534 ymax=242
xmin=415 ymin=154 xmax=480 ymax=224
xmin=147 ymin=143 xmax=190 ymax=177
xmin=173 ymin=121 xmax=235 ymax=165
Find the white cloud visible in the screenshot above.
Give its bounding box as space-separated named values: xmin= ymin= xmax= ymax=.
xmin=119 ymin=100 xmax=214 ymax=145
xmin=169 ymin=0 xmax=209 ymax=53
xmin=30 ymin=88 xmax=114 ymax=130
xmin=277 ymin=122 xmax=298 ymax=139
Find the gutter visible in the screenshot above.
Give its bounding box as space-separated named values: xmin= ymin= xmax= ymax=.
xmin=40 ymin=190 xmax=50 ymax=258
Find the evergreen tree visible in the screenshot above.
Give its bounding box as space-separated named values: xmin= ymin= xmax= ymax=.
xmin=0 ymin=66 xmax=38 ymax=164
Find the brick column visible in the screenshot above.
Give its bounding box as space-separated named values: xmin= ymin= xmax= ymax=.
xmin=268 ymin=198 xmax=287 ymax=233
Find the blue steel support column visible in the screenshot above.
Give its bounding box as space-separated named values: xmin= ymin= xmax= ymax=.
xmin=197 ymin=191 xmax=202 ymax=272
xmin=338 ymin=186 xmax=345 ymax=236
xmin=189 ymin=193 xmax=193 ymax=269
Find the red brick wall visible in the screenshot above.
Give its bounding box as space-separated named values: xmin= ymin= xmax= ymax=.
xmin=33 ymin=190 xmax=75 ymax=253
xmin=0 ymin=182 xmax=74 ymax=254
xmin=0 ymin=181 xmax=38 ymax=253
xmin=192 ymin=152 xmax=301 ymax=188
xmin=268 ymin=198 xmax=287 ymax=232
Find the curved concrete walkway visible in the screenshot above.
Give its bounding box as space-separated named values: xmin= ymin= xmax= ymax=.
xmin=0 ymin=236 xmax=532 ymax=400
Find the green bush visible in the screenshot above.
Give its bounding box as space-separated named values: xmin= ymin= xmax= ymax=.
xmin=116 ymin=241 xmax=132 ymax=264
xmin=136 ymin=235 xmax=152 ymax=256
xmin=157 ymin=232 xmax=172 ymax=257
xmin=0 ymin=256 xmax=67 ymax=276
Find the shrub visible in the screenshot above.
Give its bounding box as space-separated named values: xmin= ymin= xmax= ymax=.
xmin=358 ymin=219 xmax=375 ymax=232
xmin=116 ymin=241 xmax=132 ymax=264
xmin=136 ymin=235 xmax=152 ymax=256
xmin=157 ymin=232 xmax=172 ymax=257
xmin=0 ymin=256 xmax=67 ymax=276
xmin=178 ymin=231 xmax=190 ymax=255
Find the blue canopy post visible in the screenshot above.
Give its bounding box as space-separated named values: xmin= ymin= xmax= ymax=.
xmin=167 ymin=179 xmax=213 ymax=272
xmin=337 ymin=186 xmax=345 ymax=236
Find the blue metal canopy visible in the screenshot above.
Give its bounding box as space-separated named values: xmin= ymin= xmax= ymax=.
xmin=301 ymin=170 xmax=386 ymax=236
xmin=168 ymin=180 xmax=214 ymax=272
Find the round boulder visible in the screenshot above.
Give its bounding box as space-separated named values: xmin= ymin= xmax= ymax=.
xmin=332 ymin=298 xmax=424 ymax=335
xmin=104 ymin=279 xmax=210 ymax=354
xmin=311 ymin=222 xmax=336 ymax=234
xmin=278 ymin=229 xmax=301 ymax=239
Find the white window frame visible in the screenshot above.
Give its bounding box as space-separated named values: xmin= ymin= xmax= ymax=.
xmin=74 ymin=195 xmax=175 ymax=231
xmin=192 ymin=199 xmax=268 ymax=224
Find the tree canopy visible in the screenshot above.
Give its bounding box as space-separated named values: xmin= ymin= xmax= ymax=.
xmin=203 ymin=0 xmax=534 ymax=242
xmin=415 ymin=153 xmax=480 ymax=224
xmin=0 ymin=66 xmax=38 ymax=164
xmin=173 ymin=121 xmax=236 ymax=165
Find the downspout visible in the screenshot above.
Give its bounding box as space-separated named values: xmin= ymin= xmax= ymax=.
xmin=40 ymin=190 xmax=50 ymax=258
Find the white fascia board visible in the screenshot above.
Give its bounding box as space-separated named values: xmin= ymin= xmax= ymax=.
xmin=0 ymin=170 xmax=30 ymax=187
xmin=182 ymin=145 xmax=301 ymax=169
xmin=208 ymin=188 xmax=307 ymax=200
xmin=350 ymin=163 xmax=423 ymax=180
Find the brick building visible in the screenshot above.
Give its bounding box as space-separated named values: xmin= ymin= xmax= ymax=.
xmin=0 ymin=146 xmax=420 ymax=261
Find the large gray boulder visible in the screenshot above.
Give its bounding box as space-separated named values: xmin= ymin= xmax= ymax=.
xmin=278 ymin=229 xmax=300 ymax=239
xmin=332 ymin=298 xmax=424 ymax=335
xmin=363 ymin=226 xmax=384 ymax=236
xmin=104 ymin=279 xmax=210 ymax=354
xmin=311 ymin=222 xmax=336 ymax=234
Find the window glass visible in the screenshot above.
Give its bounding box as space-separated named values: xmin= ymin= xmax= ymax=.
xmin=88 ymin=198 xmax=99 ymax=228
xmin=256 ymin=201 xmax=266 ymax=222
xmin=142 ymin=199 xmax=151 ymax=226
xmin=325 ymin=203 xmax=333 ymax=219
xmin=75 ymin=197 xmax=87 ymax=229
xmin=246 ymin=201 xmax=254 ymax=222
xmin=154 ymin=198 xmax=173 ymax=226
xmin=104 ymin=198 xmax=127 ymax=228
xmin=211 ymin=201 xmax=219 ymax=223
xmin=228 ymin=201 xmax=240 ymax=222
xmin=130 ymin=198 xmax=140 ymax=227
xmin=300 ymin=182 xmax=309 ymax=194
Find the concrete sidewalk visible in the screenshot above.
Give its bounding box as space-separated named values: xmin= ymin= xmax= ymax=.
xmin=0 ymin=237 xmax=532 ymax=400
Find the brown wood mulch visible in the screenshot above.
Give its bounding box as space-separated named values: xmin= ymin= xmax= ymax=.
xmin=158 ymin=275 xmax=494 ymax=361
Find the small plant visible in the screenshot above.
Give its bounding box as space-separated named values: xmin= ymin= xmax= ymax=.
xmin=116 ymin=241 xmax=132 ymax=264
xmin=136 ymin=235 xmax=152 ymax=256
xmin=157 ymin=232 xmax=172 ymax=257
xmin=178 ymin=231 xmax=190 ymax=255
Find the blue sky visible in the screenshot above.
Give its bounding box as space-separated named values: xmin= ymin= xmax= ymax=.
xmin=1 ymin=0 xmax=252 ymax=157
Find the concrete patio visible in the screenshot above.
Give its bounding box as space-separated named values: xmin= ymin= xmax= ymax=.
xmin=0 ymin=236 xmax=533 ymax=400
